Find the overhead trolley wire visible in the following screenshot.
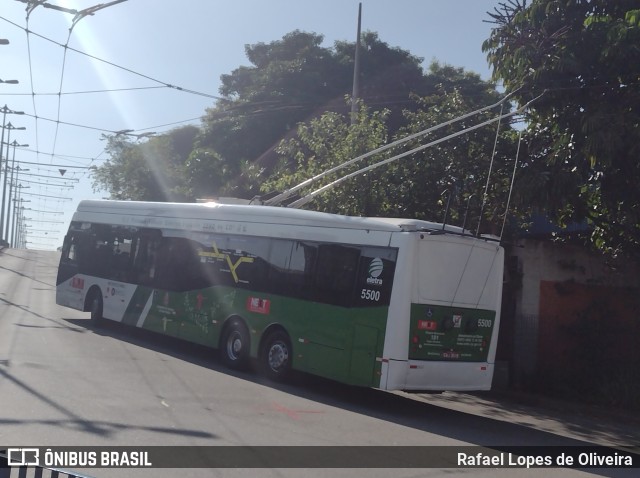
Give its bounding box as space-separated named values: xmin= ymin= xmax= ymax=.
xmin=264 ymin=89 xmax=521 ymax=207
xmin=23 ymin=9 xmax=42 ymax=161
xmin=49 ymin=25 xmax=74 ymax=163
xmin=1 ymin=85 xmax=171 ymax=96
xmin=0 ymin=14 xmax=224 ymax=101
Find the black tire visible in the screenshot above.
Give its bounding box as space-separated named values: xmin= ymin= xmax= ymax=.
xmin=260 ymin=330 xmax=292 ymax=382
xmin=89 ymin=291 xmax=104 ymax=325
xmin=220 ymin=320 xmax=251 ymax=369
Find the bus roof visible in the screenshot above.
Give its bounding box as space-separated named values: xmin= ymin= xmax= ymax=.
xmin=74 ymin=200 xmax=409 ymax=232
xmin=74 ymin=200 xmax=480 ymax=236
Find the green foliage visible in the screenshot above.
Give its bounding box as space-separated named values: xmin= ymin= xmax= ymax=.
xmin=484 ymin=0 xmax=640 ymax=257
xmin=390 ymin=98 xmax=514 ymax=231
xmin=386 ymin=64 xmax=517 ymax=232
xmin=92 ymin=29 xmax=514 ymax=232
xmin=199 ymin=30 xmax=351 ymax=191
xmin=265 ymin=79 xmax=517 ymax=230
xmin=263 ymin=101 xmax=393 ymax=216
xmin=91 ymin=126 xmax=197 ymax=201
xmin=192 ymin=30 xmax=432 ymax=200
xmin=183 ymin=148 xmax=240 ymax=200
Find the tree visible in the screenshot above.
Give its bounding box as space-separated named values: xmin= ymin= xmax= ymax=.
xmin=92 ymin=29 xmax=513 ymax=219
xmin=192 ymin=30 xmax=349 ymax=200
xmin=194 ymin=30 xmax=431 ymax=199
xmin=383 ymin=62 xmax=516 ymax=232
xmin=483 ymin=0 xmax=640 ymax=257
xmin=333 ymin=31 xmax=429 ymax=131
xmin=92 ymin=125 xmax=198 ymax=201
xmin=262 ymin=100 xmax=391 ymax=216
xmin=264 ymin=64 xmax=517 ymax=231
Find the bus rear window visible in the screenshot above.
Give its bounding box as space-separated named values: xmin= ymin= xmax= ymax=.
xmin=416 ymin=240 xmax=500 ymax=308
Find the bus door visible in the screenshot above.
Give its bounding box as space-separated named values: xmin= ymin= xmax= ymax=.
xmin=56 ymin=229 xmax=91 ymax=309
xmin=349 ymin=324 xmax=379 ymax=385
xmin=304 ymin=244 xmax=360 ymax=383
xmin=118 ymin=229 xmax=163 ymax=328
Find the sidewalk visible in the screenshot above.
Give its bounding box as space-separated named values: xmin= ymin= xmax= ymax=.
xmin=413 ymin=389 xmax=640 ymax=448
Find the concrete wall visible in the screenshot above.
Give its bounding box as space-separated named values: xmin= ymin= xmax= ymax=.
xmin=501 ymin=239 xmax=640 ymax=387
xmin=511 ymin=239 xmax=640 ymax=318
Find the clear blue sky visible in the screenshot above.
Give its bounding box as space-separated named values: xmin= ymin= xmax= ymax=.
xmin=0 ymin=0 xmax=501 ymax=249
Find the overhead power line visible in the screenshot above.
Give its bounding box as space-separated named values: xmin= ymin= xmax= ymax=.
xmin=15 ymin=159 xmax=90 ymax=169
xmin=1 ymin=85 xmax=169 ymax=96
xmin=0 ymin=14 xmax=224 ymax=101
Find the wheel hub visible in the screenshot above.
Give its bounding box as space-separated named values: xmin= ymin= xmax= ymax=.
xmin=227 ymin=333 xmax=243 ymax=359
xmin=268 ymin=342 xmax=288 ymax=371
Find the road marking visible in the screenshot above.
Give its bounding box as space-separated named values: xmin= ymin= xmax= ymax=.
xmin=270 ymin=402 xmax=324 ymax=420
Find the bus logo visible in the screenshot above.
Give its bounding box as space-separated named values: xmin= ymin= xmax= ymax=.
xmin=366 ymin=258 xmax=384 ymax=285
xmin=418 ymin=320 xmax=437 ymax=331
xmin=246 ymin=297 xmax=271 ymax=315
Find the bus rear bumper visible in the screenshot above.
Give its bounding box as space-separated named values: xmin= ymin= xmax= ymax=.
xmin=382 ymin=359 xmax=495 ymax=392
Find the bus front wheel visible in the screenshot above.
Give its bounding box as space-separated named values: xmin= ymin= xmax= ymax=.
xmin=220 ymin=320 xmax=250 ymax=370
xmin=89 ymin=292 xmax=103 ymax=325
xmin=261 ymin=330 xmax=292 ymax=381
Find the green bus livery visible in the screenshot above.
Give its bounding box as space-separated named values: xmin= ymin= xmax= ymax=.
xmin=57 ymin=200 xmax=503 ymax=391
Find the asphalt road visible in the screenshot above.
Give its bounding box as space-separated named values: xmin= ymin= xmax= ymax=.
xmin=0 ymin=248 xmax=637 ymax=478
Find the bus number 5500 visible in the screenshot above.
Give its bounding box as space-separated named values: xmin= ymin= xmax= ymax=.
xmin=361 ymin=289 xmax=380 ymax=301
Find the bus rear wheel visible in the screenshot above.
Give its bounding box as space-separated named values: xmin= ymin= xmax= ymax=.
xmin=261 ymin=330 xmax=292 ymax=381
xmin=220 ymin=320 xmax=250 ymax=369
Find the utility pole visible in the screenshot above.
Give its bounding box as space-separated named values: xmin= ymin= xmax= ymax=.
xmin=6 ymin=140 xmax=28 ymax=242
xmin=350 ymin=2 xmax=362 ymax=125
xmin=11 ymin=196 xmax=29 ymax=248
xmin=0 ymin=106 xmax=25 ymax=243
xmin=0 ymin=121 xmax=26 ymax=243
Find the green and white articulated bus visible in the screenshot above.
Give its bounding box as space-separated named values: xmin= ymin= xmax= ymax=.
xmin=56 ymin=199 xmax=504 ymax=391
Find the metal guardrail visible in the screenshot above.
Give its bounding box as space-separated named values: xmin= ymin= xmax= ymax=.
xmin=0 ymin=451 xmax=95 ymax=478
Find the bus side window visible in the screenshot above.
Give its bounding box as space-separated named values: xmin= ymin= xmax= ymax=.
xmin=111 ymin=239 xmax=132 ymax=281
xmin=131 ymin=232 xmax=161 ymax=286
xmin=268 ymin=240 xmax=293 ymax=294
xmin=155 ymin=237 xmax=203 ymax=292
xmin=61 ymin=234 xmax=79 ymax=262
xmin=287 ymin=241 xmax=317 ymax=300
xmin=227 ymin=236 xmax=270 ymax=291
xmin=314 ymin=245 xmax=359 ymax=307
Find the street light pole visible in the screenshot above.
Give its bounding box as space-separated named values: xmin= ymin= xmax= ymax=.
xmin=11 ymin=196 xmax=23 ymax=248
xmin=0 ymin=105 xmax=25 ymax=243
xmin=0 ymin=122 xmax=26 ymax=243
xmin=6 ymin=141 xmax=29 ymax=241
xmin=12 ymin=195 xmax=30 ymax=249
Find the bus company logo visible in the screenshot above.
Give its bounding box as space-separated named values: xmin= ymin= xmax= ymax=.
xmin=417 ymin=319 xmax=437 ymax=331
xmin=366 ymin=258 xmax=384 ymax=285
xmin=246 ymin=296 xmax=270 ymax=315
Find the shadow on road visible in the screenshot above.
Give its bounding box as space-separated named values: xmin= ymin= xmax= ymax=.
xmin=62 ymin=317 xmax=640 ymax=477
